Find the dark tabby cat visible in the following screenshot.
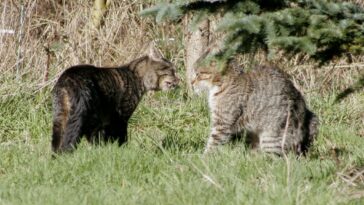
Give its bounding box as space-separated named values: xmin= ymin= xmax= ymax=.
xmin=51 ymin=44 xmax=179 ymax=153
xmin=192 ymin=59 xmax=318 ymax=155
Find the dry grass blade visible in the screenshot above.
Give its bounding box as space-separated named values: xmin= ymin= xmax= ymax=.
xmin=337 ymin=166 xmax=364 ymax=187
xmin=0 ymin=0 xmax=182 ymax=95
xmin=281 ymin=106 xmax=291 ymax=188
xmin=189 ymin=160 xmax=224 ymax=191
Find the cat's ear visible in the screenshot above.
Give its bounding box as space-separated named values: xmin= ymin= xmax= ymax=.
xmin=145 ymin=41 xmax=163 ymax=61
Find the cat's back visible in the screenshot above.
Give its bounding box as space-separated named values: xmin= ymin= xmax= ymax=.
xmin=55 ymin=65 xmax=100 ymax=89
xmin=57 ymin=64 xmax=99 ymax=80
xmin=242 ymin=65 xmax=291 ymax=86
xmin=56 ymin=65 xmax=126 ymax=83
xmin=215 ymin=65 xmax=299 ymax=105
xmin=238 ymin=65 xmax=302 ymax=99
xmin=54 ymin=65 xmax=133 ymax=92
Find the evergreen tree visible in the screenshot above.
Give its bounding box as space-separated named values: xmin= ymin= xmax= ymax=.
xmin=141 ymin=0 xmax=364 ymax=98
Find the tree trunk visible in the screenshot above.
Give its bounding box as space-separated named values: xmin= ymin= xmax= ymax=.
xmin=92 ymin=0 xmax=109 ymax=28
xmin=184 ymin=16 xmax=210 ymax=92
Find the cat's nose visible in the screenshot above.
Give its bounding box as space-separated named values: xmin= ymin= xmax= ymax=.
xmin=166 ymin=80 xmax=178 ymax=89
xmin=175 ymin=76 xmax=180 ymax=84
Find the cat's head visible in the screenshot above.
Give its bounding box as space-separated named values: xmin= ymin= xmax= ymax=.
xmin=191 ymin=46 xmax=242 ymax=94
xmin=139 ymin=43 xmax=179 ymax=91
xmin=191 ymin=66 xmax=222 ymax=94
xmin=191 ymin=52 xmax=223 ymax=94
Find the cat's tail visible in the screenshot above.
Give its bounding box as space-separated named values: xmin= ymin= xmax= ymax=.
xmin=51 ymin=87 xmax=71 ymax=153
xmin=302 ymin=110 xmax=319 ymax=153
xmin=308 ymin=112 xmax=319 ymax=143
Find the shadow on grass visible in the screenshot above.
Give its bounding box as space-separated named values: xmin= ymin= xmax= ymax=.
xmin=159 ymin=131 xmax=254 ymax=154
xmin=160 ymin=132 xmax=205 ymax=153
xmin=308 ymin=146 xmax=352 ymax=165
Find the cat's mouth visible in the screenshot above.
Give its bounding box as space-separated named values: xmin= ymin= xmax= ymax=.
xmin=165 ymin=81 xmax=177 ymax=89
xmin=161 ymin=78 xmax=179 ymax=91
xmin=192 ymin=78 xmax=217 ymax=95
xmin=191 ymin=81 xmax=203 ymax=94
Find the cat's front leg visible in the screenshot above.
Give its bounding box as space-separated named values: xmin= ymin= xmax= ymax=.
xmin=204 ymin=125 xmax=233 ymax=154
xmin=203 ymin=102 xmax=241 ymax=154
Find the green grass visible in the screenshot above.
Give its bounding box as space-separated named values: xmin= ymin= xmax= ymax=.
xmin=0 ymin=84 xmax=363 ymax=205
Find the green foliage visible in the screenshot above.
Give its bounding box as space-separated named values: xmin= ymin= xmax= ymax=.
xmin=142 ymin=0 xmax=364 ymax=64
xmin=140 ymin=3 xmax=183 ymax=23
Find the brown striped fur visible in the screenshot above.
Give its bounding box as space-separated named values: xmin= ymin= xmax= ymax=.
xmin=51 ymin=44 xmax=179 ymax=153
xmin=192 ymin=59 xmax=318 ymax=156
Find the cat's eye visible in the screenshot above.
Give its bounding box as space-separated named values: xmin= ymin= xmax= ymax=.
xmin=160 ymin=66 xmax=170 ymax=71
xmin=165 ymin=81 xmax=175 ymax=87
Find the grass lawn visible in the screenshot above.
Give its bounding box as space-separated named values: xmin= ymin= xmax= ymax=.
xmin=0 ymin=82 xmax=363 ymax=205
xmin=1 ymin=0 xmax=364 ymax=204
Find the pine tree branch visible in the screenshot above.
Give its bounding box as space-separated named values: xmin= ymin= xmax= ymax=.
xmin=142 ymin=0 xmax=364 ymax=63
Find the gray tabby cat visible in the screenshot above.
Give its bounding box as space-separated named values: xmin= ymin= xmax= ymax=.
xmin=51 ymin=44 xmax=179 ymax=153
xmin=192 ymin=58 xmax=318 ymax=155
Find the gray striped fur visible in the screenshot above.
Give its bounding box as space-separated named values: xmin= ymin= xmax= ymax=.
xmin=192 ymin=62 xmax=318 ymax=156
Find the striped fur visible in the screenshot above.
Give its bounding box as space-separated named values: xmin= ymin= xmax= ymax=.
xmin=192 ymin=62 xmax=318 ymax=156
xmin=51 ymin=45 xmax=179 ymax=153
